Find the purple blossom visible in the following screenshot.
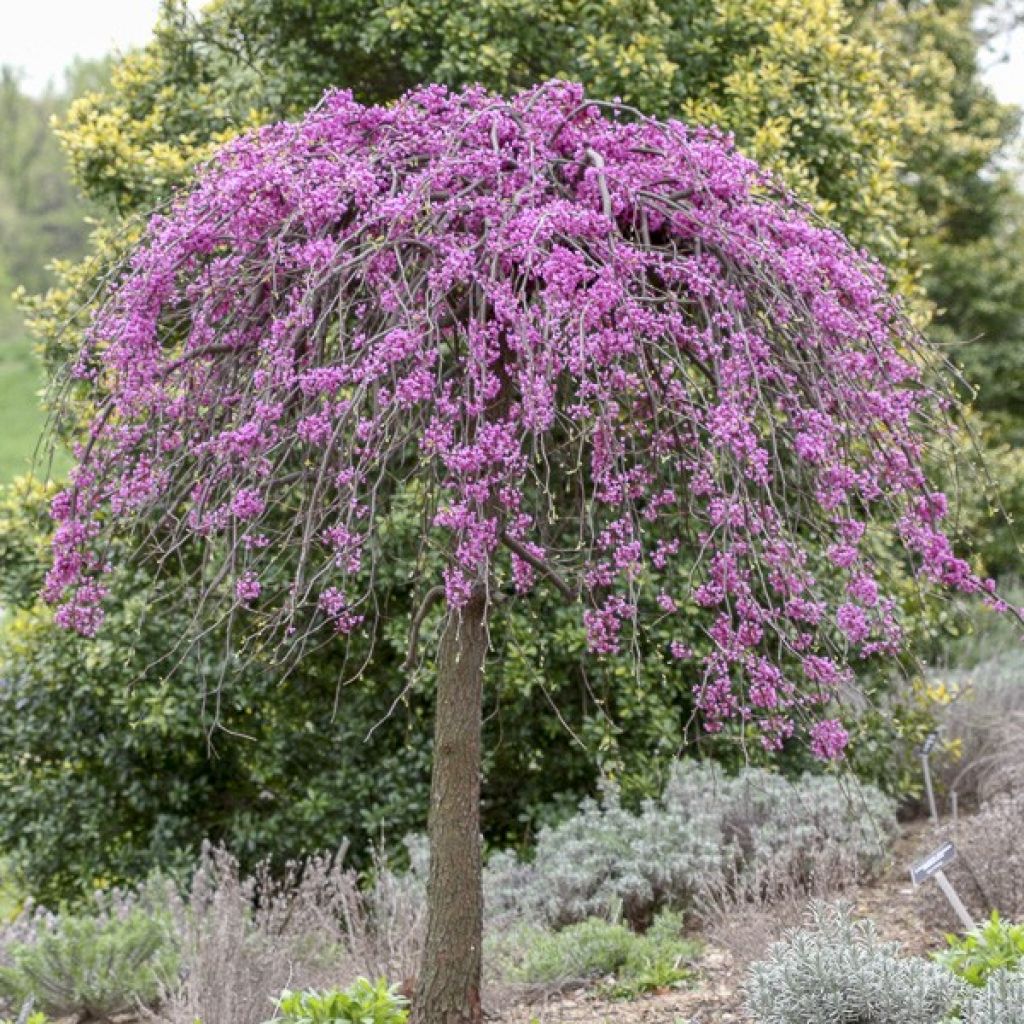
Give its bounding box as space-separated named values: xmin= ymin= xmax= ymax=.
xmin=836 ymin=603 xmax=871 ymax=645
xmin=810 ymin=719 xmax=850 ymax=760
xmin=235 ymin=572 xmax=261 ymax=604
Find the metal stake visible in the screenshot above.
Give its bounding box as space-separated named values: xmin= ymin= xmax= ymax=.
xmin=935 ymin=869 xmax=976 ymax=932
xmin=921 ymin=752 xmax=938 ymax=824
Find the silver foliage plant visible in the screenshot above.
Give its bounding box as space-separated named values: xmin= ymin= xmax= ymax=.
xmin=744 ymin=902 xmax=963 ymax=1024
xmin=484 ymin=761 xmax=898 ymax=929
xmin=961 ymin=969 xmax=1024 ymax=1023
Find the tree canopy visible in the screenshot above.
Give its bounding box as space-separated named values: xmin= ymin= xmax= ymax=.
xmin=49 ymin=82 xmax=993 ymax=752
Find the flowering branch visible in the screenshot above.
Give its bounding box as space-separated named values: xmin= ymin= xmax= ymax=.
xmin=499 ymin=531 xmax=577 ymax=603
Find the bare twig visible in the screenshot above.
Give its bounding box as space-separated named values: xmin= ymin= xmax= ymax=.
xmin=402 ymin=585 xmax=445 ymax=671
xmin=500 ymin=532 xmax=577 ymax=603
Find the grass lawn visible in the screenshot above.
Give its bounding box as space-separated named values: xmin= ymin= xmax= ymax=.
xmin=0 ymin=331 xmax=68 ymax=485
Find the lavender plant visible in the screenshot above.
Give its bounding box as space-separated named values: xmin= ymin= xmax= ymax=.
xmin=961 ymin=969 xmax=1024 ymax=1023
xmin=157 ymin=843 xmax=424 ymax=1024
xmin=0 ymin=888 xmax=178 ymax=1021
xmin=744 ymin=902 xmax=963 ymax=1024
xmin=485 ymin=762 xmax=897 ymax=928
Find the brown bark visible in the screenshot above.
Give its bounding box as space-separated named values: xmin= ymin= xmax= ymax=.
xmin=413 ymin=585 xmax=488 ymax=1024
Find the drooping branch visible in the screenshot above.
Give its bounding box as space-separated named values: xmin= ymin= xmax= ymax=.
xmin=403 ymin=585 xmax=445 ymax=671
xmin=499 ymin=531 xmax=577 ymax=603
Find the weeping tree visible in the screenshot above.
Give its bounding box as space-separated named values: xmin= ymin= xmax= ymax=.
xmin=45 ymin=83 xmax=1002 ymax=1023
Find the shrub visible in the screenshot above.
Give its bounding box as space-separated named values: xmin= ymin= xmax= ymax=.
xmin=156 ymin=843 xmax=424 ymax=1024
xmin=744 ymin=902 xmax=962 ymax=1024
xmin=486 ymin=762 xmax=897 ymax=929
xmin=264 ymin=979 xmax=408 ymax=1024
xmin=503 ymin=911 xmax=697 ymax=996
xmin=0 ymin=478 xmax=435 ymax=908
xmin=961 ymin=969 xmax=1024 ymax=1024
xmin=918 ymin=796 xmax=1024 ymax=928
xmin=938 ymin=911 xmax=1024 ymax=987
xmin=486 ymin=781 xmax=715 ymax=929
xmin=0 ymin=889 xmax=178 ymax=1020
xmin=935 ymin=646 xmax=1024 ymax=805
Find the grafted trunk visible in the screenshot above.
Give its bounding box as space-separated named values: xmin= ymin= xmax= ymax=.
xmin=413 ymin=586 xmax=488 ymax=1024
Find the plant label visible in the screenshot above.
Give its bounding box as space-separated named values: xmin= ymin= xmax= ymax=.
xmin=910 ymin=842 xmax=976 ymax=931
xmin=921 ymin=730 xmax=939 ymax=755
xmin=910 ymin=841 xmax=956 ymax=887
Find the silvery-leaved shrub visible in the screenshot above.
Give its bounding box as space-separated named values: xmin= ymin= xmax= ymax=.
xmin=961 ymin=969 xmax=1024 ymax=1023
xmin=486 ymin=780 xmax=720 ymax=928
xmin=744 ymin=902 xmax=962 ymax=1024
xmin=670 ymin=762 xmax=897 ymax=880
xmin=485 ymin=761 xmax=897 ymax=928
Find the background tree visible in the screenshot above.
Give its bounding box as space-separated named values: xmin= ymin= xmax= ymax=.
xmin=0 ymin=65 xmax=99 ymax=306
xmin=45 ymin=83 xmax=998 ymax=1022
xmin=0 ymin=61 xmax=107 ymax=481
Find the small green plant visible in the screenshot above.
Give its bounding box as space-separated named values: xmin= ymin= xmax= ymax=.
xmin=0 ymin=902 xmax=179 ymax=1019
xmin=510 ymin=911 xmax=698 ymax=996
xmin=0 ymin=1012 xmax=49 ymax=1024
xmin=938 ymin=911 xmax=1024 ymax=987
xmin=264 ymin=979 xmax=409 ymax=1024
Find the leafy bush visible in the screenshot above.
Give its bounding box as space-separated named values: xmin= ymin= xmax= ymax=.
xmin=264 ymin=979 xmax=408 ymax=1024
xmin=938 ymin=911 xmax=1024 ymax=987
xmin=503 ymin=911 xmax=697 ymax=996
xmin=744 ymin=903 xmax=962 ymax=1024
xmin=844 ymin=668 xmax=959 ymax=807
xmin=0 ymin=891 xmax=178 ymax=1019
xmin=486 ymin=762 xmax=897 ymax=929
xmin=961 ymin=969 xmax=1024 ymax=1024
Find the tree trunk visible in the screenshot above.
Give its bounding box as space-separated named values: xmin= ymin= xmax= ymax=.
xmin=413 ymin=585 xmax=488 ymax=1024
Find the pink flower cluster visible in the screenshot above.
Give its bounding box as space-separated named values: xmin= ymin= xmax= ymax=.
xmin=46 ymin=81 xmax=992 ymax=758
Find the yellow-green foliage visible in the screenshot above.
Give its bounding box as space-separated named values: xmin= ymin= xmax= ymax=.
xmin=57 ymin=4 xmax=271 ymax=213
xmin=57 ymin=0 xmax=932 ymax=270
